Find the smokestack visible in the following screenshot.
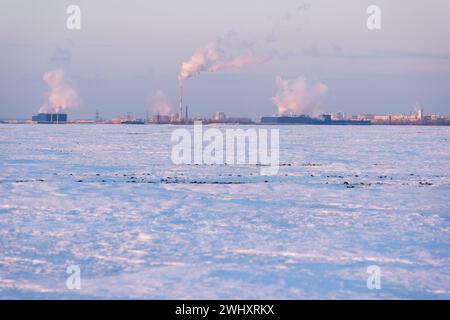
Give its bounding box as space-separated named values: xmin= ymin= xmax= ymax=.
xmin=177 ymin=39 xmax=264 ymax=121
xmin=179 ymin=83 xmax=183 ymax=120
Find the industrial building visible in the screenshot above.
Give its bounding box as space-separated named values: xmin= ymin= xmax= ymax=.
xmin=261 ymin=114 xmax=370 ymax=125
xmin=32 ymin=113 xmax=68 ymax=124
xmin=111 ymin=117 xmax=145 ymax=124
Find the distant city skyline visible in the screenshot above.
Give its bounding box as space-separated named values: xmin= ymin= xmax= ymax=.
xmin=16 ymin=104 xmax=448 ymax=126
xmin=1 ymin=0 xmax=450 ymax=119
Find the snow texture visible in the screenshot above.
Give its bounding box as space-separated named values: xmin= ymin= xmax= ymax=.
xmin=0 ymin=124 xmax=449 ymax=299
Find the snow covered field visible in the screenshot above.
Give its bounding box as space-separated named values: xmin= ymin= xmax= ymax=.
xmin=0 ymin=123 xmax=449 ymax=299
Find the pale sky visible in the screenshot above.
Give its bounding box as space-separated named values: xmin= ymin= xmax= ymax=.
xmin=1 ymin=0 xmax=450 ymax=119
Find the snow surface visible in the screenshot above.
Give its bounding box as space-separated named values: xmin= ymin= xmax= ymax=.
xmin=0 ymin=124 xmax=449 ymax=299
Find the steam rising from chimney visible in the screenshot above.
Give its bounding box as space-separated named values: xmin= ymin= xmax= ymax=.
xmin=176 ymin=37 xmax=264 ymax=120
xmin=271 ymin=76 xmax=328 ymax=116
xmin=147 ymin=90 xmax=174 ymax=115
xmin=39 ymin=68 xmax=78 ymax=113
xmin=179 ymin=39 xmax=264 ymax=84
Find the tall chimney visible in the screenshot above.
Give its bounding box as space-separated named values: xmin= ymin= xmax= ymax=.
xmin=179 ymin=84 xmax=183 ymax=120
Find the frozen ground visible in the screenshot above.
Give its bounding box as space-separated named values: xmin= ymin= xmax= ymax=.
xmin=0 ymin=124 xmax=449 ymax=299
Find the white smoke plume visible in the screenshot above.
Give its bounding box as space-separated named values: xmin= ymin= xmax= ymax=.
xmin=179 ymin=38 xmax=264 ymax=84
xmin=147 ymin=90 xmax=173 ymax=115
xmin=271 ymin=76 xmax=328 ymax=116
xmin=39 ymin=68 xmax=78 ymax=113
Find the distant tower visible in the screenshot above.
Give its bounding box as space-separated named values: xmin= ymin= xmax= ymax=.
xmin=179 ymin=84 xmax=183 ymax=120
xmin=417 ymin=106 xmax=423 ymax=120
xmin=56 ymin=107 xmax=61 ymax=124
xmin=95 ymin=109 xmax=100 ymax=123
xmin=215 ymin=112 xmax=226 ymax=121
xmin=185 ymin=105 xmax=188 ymax=119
